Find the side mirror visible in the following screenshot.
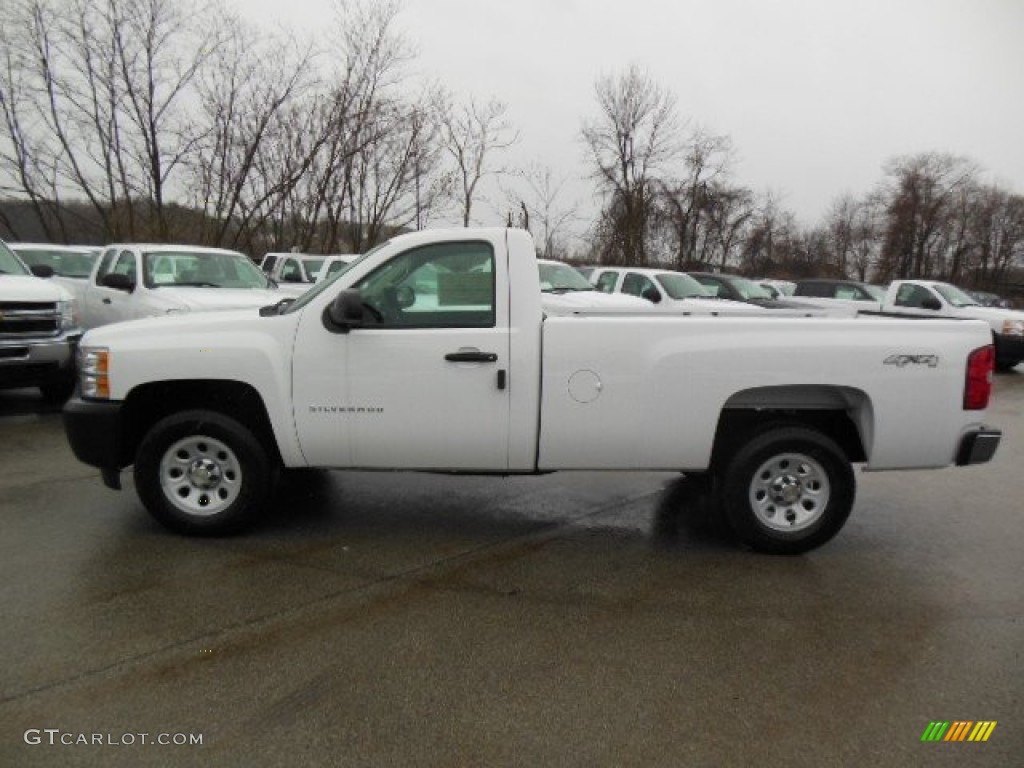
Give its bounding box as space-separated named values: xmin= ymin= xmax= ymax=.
xmin=921 ymin=296 xmax=942 ymax=311
xmin=102 ymin=272 xmax=135 ymax=292
xmin=323 ymin=289 xmax=365 ymax=334
xmin=29 ymin=264 xmax=55 ymax=278
xmin=641 ymin=286 xmax=662 ymax=304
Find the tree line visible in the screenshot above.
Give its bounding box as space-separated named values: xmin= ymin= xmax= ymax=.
xmin=1 ymin=0 xmax=1022 ymax=292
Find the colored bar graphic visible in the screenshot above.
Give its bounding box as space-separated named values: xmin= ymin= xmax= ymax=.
xmin=945 ymin=721 xmax=973 ymax=741
xmin=921 ymin=720 xmax=996 ymax=743
xmin=968 ymin=722 xmax=997 ymax=742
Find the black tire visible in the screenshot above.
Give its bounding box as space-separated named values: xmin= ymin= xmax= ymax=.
xmin=133 ymin=410 xmax=272 ymax=535
xmin=720 ymin=426 xmax=855 ymax=555
xmin=39 ymin=371 xmax=75 ymax=403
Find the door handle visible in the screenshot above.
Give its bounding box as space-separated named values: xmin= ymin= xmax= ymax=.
xmin=102 ymin=298 xmax=112 ymax=304
xmin=444 ymin=351 xmax=498 ymax=363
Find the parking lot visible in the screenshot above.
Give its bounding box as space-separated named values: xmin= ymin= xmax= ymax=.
xmin=1 ymin=373 xmax=1022 ymax=767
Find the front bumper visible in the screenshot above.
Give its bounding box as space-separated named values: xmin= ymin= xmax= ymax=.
xmin=993 ymin=333 xmax=1024 ymax=368
xmin=63 ymin=396 xmax=126 ymax=487
xmin=956 ymin=428 xmax=1002 ymax=466
xmin=0 ymin=330 xmax=82 ymax=388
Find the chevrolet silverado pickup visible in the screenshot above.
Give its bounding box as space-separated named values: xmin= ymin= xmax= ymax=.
xmin=1 ymin=239 xmax=82 ymax=401
xmin=63 ymin=228 xmax=1002 ymax=554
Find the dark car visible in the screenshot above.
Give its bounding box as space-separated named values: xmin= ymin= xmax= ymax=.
xmin=687 ymin=272 xmax=821 ymax=310
xmin=793 ymin=278 xmax=886 ymax=302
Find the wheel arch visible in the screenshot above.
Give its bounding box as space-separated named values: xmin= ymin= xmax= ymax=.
xmin=119 ymin=379 xmax=282 ymax=467
xmin=710 ymin=385 xmax=872 ymax=471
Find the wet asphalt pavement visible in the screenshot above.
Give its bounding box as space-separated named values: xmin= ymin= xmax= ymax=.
xmin=0 ymin=375 xmax=1022 ymax=767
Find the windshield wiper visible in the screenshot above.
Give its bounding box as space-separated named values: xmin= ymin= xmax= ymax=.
xmin=169 ymin=281 xmax=220 ymax=288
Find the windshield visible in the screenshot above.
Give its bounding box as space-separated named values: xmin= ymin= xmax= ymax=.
xmin=935 ymin=283 xmax=981 ymax=308
xmin=142 ymin=250 xmax=271 ymax=289
xmin=731 ymin=277 xmax=774 ymax=300
xmin=0 ymin=240 xmax=31 ymax=275
xmin=538 ymin=262 xmax=593 ymax=292
xmin=13 ymin=246 xmax=96 ymax=277
xmin=656 ymin=272 xmax=711 ymax=299
xmin=283 ymin=243 xmax=385 ymax=314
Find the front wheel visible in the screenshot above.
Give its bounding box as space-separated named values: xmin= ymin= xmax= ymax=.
xmin=134 ymin=410 xmax=272 ymax=535
xmin=720 ymin=426 xmax=855 ymax=555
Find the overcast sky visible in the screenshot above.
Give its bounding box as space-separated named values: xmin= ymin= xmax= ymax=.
xmin=230 ymin=0 xmax=1024 ymax=228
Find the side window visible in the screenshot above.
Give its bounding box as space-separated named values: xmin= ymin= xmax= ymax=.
xmin=111 ymin=251 xmax=137 ymax=281
xmin=94 ymin=248 xmax=118 ymax=285
xmin=353 ymin=241 xmax=495 ymax=328
xmin=835 ymin=286 xmax=859 ymax=300
xmin=594 ymin=271 xmax=617 ymax=293
xmin=622 ymin=273 xmax=660 ymax=303
xmin=280 ymin=258 xmax=302 ymax=282
xmin=895 ymin=284 xmax=933 ymax=308
xmin=694 ymin=277 xmax=720 ymax=297
xmin=261 ymin=255 xmax=277 ymax=275
xmin=803 ymin=283 xmax=830 ymax=298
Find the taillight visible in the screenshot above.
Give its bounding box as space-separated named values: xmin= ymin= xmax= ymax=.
xmin=964 ymin=345 xmax=994 ymax=410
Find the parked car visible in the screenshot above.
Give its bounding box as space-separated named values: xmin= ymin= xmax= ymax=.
xmin=79 ymin=244 xmax=286 ymax=329
xmin=314 ymin=254 xmax=359 ymax=283
xmin=536 ymin=259 xmax=650 ymax=312
xmin=688 ymin=272 xmax=826 ymax=311
xmin=790 ymin=278 xmax=1024 ymax=370
xmin=0 ymin=238 xmax=82 ymax=401
xmin=8 ymin=242 xmax=100 ymax=305
xmin=786 ymin=278 xmax=888 ymax=313
xmin=589 ymin=266 xmax=769 ymax=314
xmin=968 ymin=290 xmax=1013 ymax=309
xmin=757 ymin=279 xmax=796 ymax=299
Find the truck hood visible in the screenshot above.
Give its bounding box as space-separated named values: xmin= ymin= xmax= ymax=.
xmin=80 ymin=307 xmax=269 ymax=346
xmin=152 ymin=286 xmax=284 ymax=311
xmin=953 ymin=305 xmax=1024 ymax=325
xmin=0 ymin=274 xmax=73 ymax=301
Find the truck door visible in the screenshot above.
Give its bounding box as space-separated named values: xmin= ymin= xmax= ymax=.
xmin=292 ymin=239 xmax=511 ymax=470
xmin=85 ymin=249 xmax=138 ymax=328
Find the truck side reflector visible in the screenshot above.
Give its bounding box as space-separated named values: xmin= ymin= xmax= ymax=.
xmin=964 ymin=345 xmax=994 ymax=410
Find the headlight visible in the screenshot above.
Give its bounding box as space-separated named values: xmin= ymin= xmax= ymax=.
xmin=1001 ymin=319 xmax=1024 ymax=336
xmin=79 ymin=346 xmax=110 ymax=399
xmin=57 ymin=299 xmax=77 ymax=330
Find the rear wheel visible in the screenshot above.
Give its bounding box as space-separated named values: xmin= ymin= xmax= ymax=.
xmin=720 ymin=426 xmax=855 ymax=555
xmin=134 ymin=410 xmax=272 ymax=535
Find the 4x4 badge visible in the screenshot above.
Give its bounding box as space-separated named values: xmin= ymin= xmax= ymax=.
xmin=884 ymin=354 xmax=939 ymax=368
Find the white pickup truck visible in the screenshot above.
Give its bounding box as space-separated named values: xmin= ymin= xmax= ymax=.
xmin=1 ymin=239 xmax=82 ymax=401
xmin=79 ymin=244 xmax=286 ymax=329
xmin=790 ymin=278 xmax=1024 ymax=370
xmin=63 ymin=228 xmax=1002 ymax=554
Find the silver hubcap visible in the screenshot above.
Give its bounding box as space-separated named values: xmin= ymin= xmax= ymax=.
xmin=159 ymin=435 xmax=242 ymax=516
xmin=749 ymin=452 xmax=830 ymax=532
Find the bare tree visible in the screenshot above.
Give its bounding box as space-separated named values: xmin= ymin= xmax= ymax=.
xmin=503 ymin=162 xmax=581 ymax=259
xmin=581 ymin=64 xmax=681 ymax=266
xmin=434 ymin=90 xmax=519 ymax=227
xmin=190 ymin=15 xmax=318 ymax=249
xmin=656 ymin=129 xmax=733 ymax=269
xmin=876 ymin=152 xmax=977 ymax=280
